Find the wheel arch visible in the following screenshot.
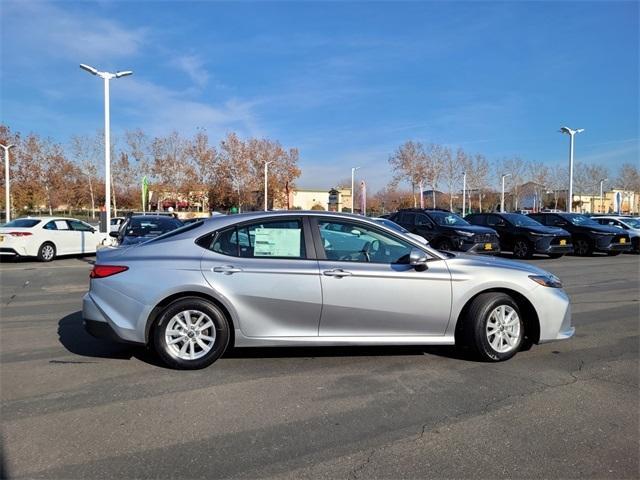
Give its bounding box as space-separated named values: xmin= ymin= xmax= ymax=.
xmin=145 ymin=291 xmax=236 ymax=347
xmin=37 ymin=240 xmax=57 ymax=259
xmin=454 ymin=287 xmax=540 ymax=345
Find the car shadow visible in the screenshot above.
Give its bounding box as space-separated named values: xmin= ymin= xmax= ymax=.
xmin=57 ymin=311 xmax=478 ymax=366
xmin=57 ymin=311 xmax=164 ymax=367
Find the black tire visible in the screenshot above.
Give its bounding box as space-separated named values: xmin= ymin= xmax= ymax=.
xmin=512 ymin=238 xmax=533 ymax=259
xmin=573 ymin=237 xmax=593 ymax=256
xmin=436 ymin=239 xmax=454 ymax=251
xmin=459 ymin=292 xmax=524 ymax=362
xmin=548 ymin=253 xmax=564 ymax=259
xmin=152 ymin=297 xmax=230 ymax=370
xmin=607 ymin=251 xmax=622 ymax=256
xmin=37 ymin=242 xmax=56 ymax=262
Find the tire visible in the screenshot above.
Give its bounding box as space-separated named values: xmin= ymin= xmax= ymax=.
xmin=512 ymin=238 xmax=533 ymax=259
xmin=459 ymin=292 xmax=524 ymax=362
xmin=37 ymin=242 xmax=56 ymax=262
xmin=436 ymin=239 xmax=454 ymax=251
xmin=607 ymin=251 xmax=622 ymax=256
xmin=548 ymin=253 xmax=564 ymax=259
xmin=573 ymin=238 xmax=593 ymax=256
xmin=152 ymin=297 xmax=230 ymax=370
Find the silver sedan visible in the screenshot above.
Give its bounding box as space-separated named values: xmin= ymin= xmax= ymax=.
xmin=83 ymin=211 xmax=574 ymax=369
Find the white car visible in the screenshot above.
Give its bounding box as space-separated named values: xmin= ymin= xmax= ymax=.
xmin=110 ymin=217 xmax=126 ymax=233
xmin=0 ymin=217 xmax=108 ymax=261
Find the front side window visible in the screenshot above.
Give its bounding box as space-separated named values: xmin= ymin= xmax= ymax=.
xmin=428 ymin=211 xmax=469 ymax=226
xmin=210 ymin=219 xmax=305 ymax=259
xmin=415 ymin=214 xmax=431 ymax=226
xmin=486 ymin=215 xmax=505 ymax=227
xmin=318 ymin=220 xmax=414 ymax=264
xmin=69 ymin=220 xmax=94 ymax=232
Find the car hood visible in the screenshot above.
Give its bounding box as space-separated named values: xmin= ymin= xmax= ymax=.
xmin=524 ymin=225 xmax=568 ymax=235
xmin=442 ymin=224 xmax=496 ymax=234
xmin=582 ymin=224 xmax=626 ymax=234
xmin=445 ymin=252 xmax=551 ymax=276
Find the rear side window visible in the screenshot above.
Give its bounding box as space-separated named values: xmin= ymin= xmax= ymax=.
xmin=4 ymin=219 xmax=41 ymax=228
xmin=469 ymin=214 xmax=486 ymax=225
xmin=208 ymin=219 xmax=306 ymax=259
xmin=399 ymin=213 xmax=416 ymax=225
xmin=69 ymin=220 xmax=94 ymax=232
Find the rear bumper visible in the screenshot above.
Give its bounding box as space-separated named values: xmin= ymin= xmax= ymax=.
xmin=0 ymin=248 xmax=20 ymax=256
xmin=83 ymin=319 xmax=143 ymax=345
xmin=82 ymin=292 xmax=146 ymax=344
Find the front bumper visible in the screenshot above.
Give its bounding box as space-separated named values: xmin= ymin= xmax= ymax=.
xmin=532 ymin=236 xmax=574 ymax=255
xmin=595 ymin=236 xmax=632 ymax=252
xmin=458 ymin=240 xmax=501 ymax=255
xmin=531 ymin=285 xmax=574 ymax=343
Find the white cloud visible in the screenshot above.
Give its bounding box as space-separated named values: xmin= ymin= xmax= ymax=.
xmin=170 ymin=55 xmax=209 ymax=89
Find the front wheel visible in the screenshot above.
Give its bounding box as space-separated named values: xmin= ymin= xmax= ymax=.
xmin=460 ymin=292 xmax=524 ymax=362
xmin=152 ymin=298 xmax=230 ymax=370
xmin=512 ymin=239 xmax=533 ymax=259
xmin=573 ymin=238 xmax=593 ymax=256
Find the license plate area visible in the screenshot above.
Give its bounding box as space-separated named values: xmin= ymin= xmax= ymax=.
xmin=484 ymin=243 xmax=492 ymax=250
xmin=560 ymin=239 xmax=567 ymax=246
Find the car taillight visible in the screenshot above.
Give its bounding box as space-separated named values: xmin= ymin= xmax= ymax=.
xmin=8 ymin=232 xmax=32 ymax=236
xmin=90 ymin=265 xmax=129 ymax=279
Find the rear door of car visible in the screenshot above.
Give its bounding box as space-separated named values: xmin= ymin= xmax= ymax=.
xmin=43 ymin=220 xmax=76 ymax=254
xmin=200 ymin=216 xmax=322 ymax=337
xmin=486 ymin=214 xmax=512 ymax=247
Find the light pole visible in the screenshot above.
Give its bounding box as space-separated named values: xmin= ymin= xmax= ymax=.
xmin=80 ymin=64 xmax=133 ymax=233
xmin=462 ymin=171 xmax=466 ymax=215
xmin=264 ymin=161 xmax=272 ymax=211
xmin=559 ymin=126 xmax=584 ymax=213
xmin=599 ymin=178 xmax=607 ymax=213
xmin=351 ymin=166 xmax=360 ymax=213
xmin=501 ymin=173 xmax=511 ymax=213
xmin=1 ymin=144 xmax=15 ymax=223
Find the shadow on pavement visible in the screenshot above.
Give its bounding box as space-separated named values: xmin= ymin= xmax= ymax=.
xmin=57 ymin=311 xmax=164 ymax=367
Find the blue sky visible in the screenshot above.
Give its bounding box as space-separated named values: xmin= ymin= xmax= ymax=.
xmin=1 ymin=0 xmax=638 ymax=191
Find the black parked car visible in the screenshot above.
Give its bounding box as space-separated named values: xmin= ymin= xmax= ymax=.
xmin=465 ymin=212 xmax=573 ymax=259
xmin=528 ymin=212 xmax=632 ymax=256
xmin=388 ymin=209 xmax=500 ymax=254
xmin=111 ymin=215 xmax=184 ymax=246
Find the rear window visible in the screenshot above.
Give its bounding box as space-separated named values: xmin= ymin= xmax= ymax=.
xmin=3 ymin=219 xmax=41 ymax=228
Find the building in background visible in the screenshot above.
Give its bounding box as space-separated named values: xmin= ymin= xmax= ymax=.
xmin=572 ymin=189 xmax=639 ymax=214
xmin=275 ymin=187 xmax=353 ymax=211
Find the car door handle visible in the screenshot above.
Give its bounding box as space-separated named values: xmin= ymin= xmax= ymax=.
xmin=323 ymin=269 xmax=352 ymax=277
xmin=212 ymin=265 xmax=243 ymax=274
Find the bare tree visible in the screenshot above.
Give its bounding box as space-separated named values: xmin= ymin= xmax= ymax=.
xmin=442 ymin=148 xmax=462 ymax=211
xmin=70 ymin=134 xmax=100 ymax=218
xmin=467 ymin=153 xmax=489 ymax=211
xmin=425 ymin=144 xmax=446 ymax=208
xmin=388 ymin=141 xmax=428 ymax=207
xmin=547 ymin=165 xmax=568 ymax=210
xmin=499 ymin=156 xmax=527 ymax=211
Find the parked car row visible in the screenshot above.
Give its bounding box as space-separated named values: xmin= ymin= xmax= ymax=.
xmin=381 ymin=208 xmax=637 ymax=258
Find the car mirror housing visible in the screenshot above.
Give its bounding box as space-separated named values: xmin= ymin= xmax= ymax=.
xmin=109 ymin=231 xmax=119 ymax=238
xmin=409 ymin=248 xmax=429 ymax=271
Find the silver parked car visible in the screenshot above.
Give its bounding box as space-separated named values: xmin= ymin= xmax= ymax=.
xmin=83 ymin=211 xmax=574 ymax=369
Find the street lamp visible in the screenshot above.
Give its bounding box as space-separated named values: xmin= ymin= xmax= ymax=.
xmin=599 ymin=178 xmax=608 ymax=213
xmin=462 ymin=171 xmax=466 ymax=215
xmin=1 ymin=143 xmax=15 ymax=223
xmin=264 ymin=161 xmax=273 ymax=211
xmin=501 ymin=173 xmax=511 ymax=213
xmin=351 ymin=166 xmax=360 ymax=213
xmin=80 ymin=63 xmax=133 ymax=233
xmin=559 ymin=126 xmax=584 ymax=213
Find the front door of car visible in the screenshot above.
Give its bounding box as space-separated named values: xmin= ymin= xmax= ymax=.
xmin=412 ymin=213 xmax=437 ymax=241
xmin=68 ymin=220 xmax=99 ymax=253
xmin=486 ymin=214 xmax=511 ymax=246
xmin=313 ymin=218 xmax=452 ymax=337
xmin=200 ymin=217 xmax=322 ymax=337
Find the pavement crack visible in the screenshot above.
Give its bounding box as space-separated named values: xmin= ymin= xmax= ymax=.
xmin=349 ymin=449 xmax=376 ymax=480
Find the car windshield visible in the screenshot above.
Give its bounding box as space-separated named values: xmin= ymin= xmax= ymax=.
xmin=620 ymin=218 xmax=640 ymax=228
xmin=124 ymin=217 xmax=183 ymax=238
xmin=502 ymin=213 xmax=542 ymax=227
xmin=428 ymin=211 xmax=469 ymax=226
xmin=2 ymin=219 xmax=41 ymax=228
xmin=563 ymin=214 xmax=598 ymax=226
xmin=371 ymin=218 xmax=409 ymax=233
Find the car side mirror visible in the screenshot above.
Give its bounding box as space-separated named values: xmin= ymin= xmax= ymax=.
xmin=109 ymin=231 xmax=119 ymax=238
xmin=409 ymin=248 xmax=429 ymax=271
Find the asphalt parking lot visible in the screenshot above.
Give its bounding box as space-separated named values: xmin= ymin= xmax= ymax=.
xmin=1 ymin=253 xmax=638 ymax=479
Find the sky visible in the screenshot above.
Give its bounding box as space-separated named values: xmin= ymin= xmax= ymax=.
xmin=1 ymin=0 xmax=638 ymax=191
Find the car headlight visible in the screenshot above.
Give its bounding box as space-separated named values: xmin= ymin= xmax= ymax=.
xmin=454 ymin=230 xmax=475 ymax=237
xmin=529 ymin=274 xmax=563 ymax=288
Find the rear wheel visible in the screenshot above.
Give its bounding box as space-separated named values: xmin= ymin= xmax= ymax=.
xmin=459 ymin=292 xmax=524 ymax=362
xmin=153 ymin=298 xmax=230 ymax=370
xmin=512 ymin=239 xmax=533 ymax=259
xmin=37 ymin=242 xmax=56 ymax=262
xmin=574 ymin=238 xmax=593 ymax=256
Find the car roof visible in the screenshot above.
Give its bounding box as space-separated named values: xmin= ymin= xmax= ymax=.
xmin=13 ymin=216 xmax=82 ymax=221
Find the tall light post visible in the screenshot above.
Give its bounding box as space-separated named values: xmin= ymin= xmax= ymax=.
xmin=80 ymin=64 xmax=133 ymax=233
xmin=599 ymin=178 xmax=607 ymax=213
xmin=1 ymin=143 xmax=15 ymax=223
xmin=462 ymin=171 xmax=466 ymax=215
xmin=559 ymin=126 xmax=584 ymax=213
xmin=264 ymin=161 xmax=272 ymax=211
xmin=351 ymin=166 xmax=360 ymax=213
xmin=501 ymin=173 xmax=511 ymax=213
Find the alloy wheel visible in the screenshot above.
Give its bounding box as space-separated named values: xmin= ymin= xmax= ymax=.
xmin=485 ymin=305 xmax=521 ymax=353
xmin=164 ymin=310 xmax=216 ymax=361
